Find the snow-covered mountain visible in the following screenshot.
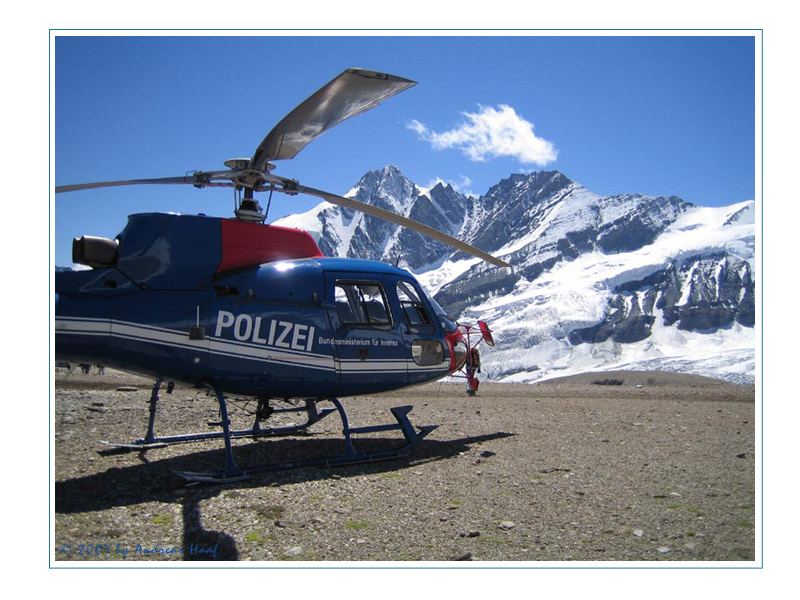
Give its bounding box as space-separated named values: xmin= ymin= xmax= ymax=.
xmin=275 ymin=165 xmax=756 ymax=384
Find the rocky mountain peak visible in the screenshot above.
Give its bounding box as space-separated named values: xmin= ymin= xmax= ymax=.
xmin=346 ymin=164 xmax=419 ymax=216
xmin=481 ymin=170 xmax=572 ymax=205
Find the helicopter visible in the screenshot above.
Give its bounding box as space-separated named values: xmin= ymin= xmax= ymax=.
xmin=55 ymin=68 xmax=507 ymax=482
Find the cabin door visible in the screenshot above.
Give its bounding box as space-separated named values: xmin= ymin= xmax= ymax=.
xmin=323 ymin=274 xmax=408 ymax=393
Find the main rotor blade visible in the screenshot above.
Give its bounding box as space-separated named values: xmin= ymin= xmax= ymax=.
xmin=55 ymin=173 xmax=234 ymax=194
xmin=293 ymin=183 xmax=511 ymax=269
xmin=251 ymin=69 xmax=416 ymax=170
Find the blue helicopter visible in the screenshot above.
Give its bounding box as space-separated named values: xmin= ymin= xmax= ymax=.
xmin=55 ymin=69 xmax=505 ymax=482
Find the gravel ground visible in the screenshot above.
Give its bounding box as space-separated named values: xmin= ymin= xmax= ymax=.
xmin=53 ymin=368 xmax=755 ymax=563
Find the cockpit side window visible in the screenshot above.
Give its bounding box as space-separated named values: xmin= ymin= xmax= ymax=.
xmin=335 ymin=281 xmax=392 ymax=329
xmin=396 ymin=281 xmax=435 ymax=333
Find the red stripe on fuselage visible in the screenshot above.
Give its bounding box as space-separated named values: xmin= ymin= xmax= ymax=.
xmin=218 ymin=219 xmax=323 ymax=272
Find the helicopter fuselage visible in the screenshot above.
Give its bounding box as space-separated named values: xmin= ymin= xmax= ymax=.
xmin=55 ymin=212 xmax=459 ymax=398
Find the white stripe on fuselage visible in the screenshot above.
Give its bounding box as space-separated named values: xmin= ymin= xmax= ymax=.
xmin=55 ymin=317 xmax=449 ymax=376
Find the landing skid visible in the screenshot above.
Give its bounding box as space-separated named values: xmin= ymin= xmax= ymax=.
xmin=100 ymin=440 xmax=169 ymax=450
xmin=175 ymin=392 xmax=436 ymax=483
xmin=102 ymin=380 xmax=436 ymax=483
xmin=100 ymin=380 xmax=335 ymax=449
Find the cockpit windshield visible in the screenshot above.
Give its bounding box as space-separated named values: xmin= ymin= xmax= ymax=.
xmin=424 ymin=290 xmax=459 ymax=334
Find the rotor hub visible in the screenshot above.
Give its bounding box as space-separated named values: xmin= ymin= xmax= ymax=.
xmin=235 ymin=198 xmax=266 ymax=223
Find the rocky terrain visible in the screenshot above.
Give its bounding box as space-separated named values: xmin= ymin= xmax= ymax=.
xmin=54 ymin=368 xmax=755 ymax=563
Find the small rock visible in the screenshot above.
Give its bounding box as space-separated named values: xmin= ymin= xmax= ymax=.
xmin=480 ymin=451 xmax=496 ymax=458
xmin=285 ymin=546 xmax=303 ymax=557
xmin=499 ymin=521 xmax=516 ymax=530
xmin=459 ymin=531 xmax=480 ymax=538
xmin=452 ymin=552 xmax=472 ymax=561
xmin=116 ymin=386 xmax=138 ymax=392
xmin=657 ymin=546 xmax=672 ymax=554
xmin=633 ymin=529 xmax=644 ymax=538
xmin=274 ymin=520 xmax=304 ymax=529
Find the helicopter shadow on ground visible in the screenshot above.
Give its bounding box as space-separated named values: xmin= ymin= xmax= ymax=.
xmin=55 ymin=431 xmax=514 ymax=560
xmin=56 ymin=431 xmax=515 ymax=515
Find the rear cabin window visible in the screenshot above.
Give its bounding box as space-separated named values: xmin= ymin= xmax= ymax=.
xmin=335 ymin=282 xmax=392 ymax=329
xmin=396 ymin=281 xmax=434 ymax=333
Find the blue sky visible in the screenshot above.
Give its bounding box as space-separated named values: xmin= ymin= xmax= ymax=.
xmin=54 ymin=34 xmax=756 ymax=267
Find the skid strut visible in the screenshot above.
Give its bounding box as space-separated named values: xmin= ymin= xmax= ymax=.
xmin=175 ymin=387 xmax=437 ymax=483
xmin=101 ymin=380 xmax=335 ymax=449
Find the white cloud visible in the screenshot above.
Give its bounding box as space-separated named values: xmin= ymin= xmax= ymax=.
xmin=408 ymin=105 xmax=558 ymax=166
